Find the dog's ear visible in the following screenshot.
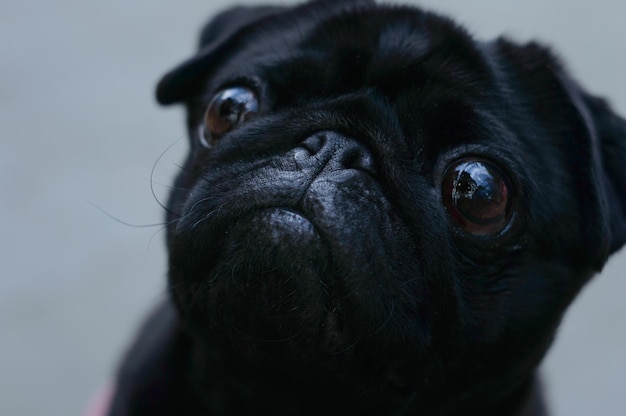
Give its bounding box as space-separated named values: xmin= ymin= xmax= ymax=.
xmin=496 ymin=39 xmax=626 ymax=266
xmin=583 ymin=92 xmax=626 ymax=254
xmin=156 ymin=0 xmax=376 ymax=105
xmin=156 ymin=5 xmax=284 ymax=105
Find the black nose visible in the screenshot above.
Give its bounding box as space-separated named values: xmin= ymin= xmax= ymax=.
xmin=298 ymin=132 xmax=376 ymax=174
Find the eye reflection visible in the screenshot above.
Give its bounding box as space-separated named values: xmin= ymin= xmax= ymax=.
xmin=442 ymin=158 xmax=513 ymax=236
xmin=202 ymin=86 xmax=259 ymax=146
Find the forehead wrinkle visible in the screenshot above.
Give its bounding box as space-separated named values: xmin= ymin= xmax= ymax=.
xmin=376 ymin=20 xmax=431 ymax=64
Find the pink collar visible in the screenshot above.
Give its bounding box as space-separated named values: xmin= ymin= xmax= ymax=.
xmin=84 ymin=385 xmax=113 ymax=416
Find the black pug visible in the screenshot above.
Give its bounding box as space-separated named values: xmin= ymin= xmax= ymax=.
xmin=109 ymin=0 xmax=626 ymax=415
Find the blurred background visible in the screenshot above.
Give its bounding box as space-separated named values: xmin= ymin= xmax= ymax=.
xmin=1 ymin=0 xmax=624 ymax=414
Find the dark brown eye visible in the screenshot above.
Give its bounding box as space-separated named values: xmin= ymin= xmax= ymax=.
xmin=442 ymin=158 xmax=513 ymax=236
xmin=203 ymin=87 xmax=259 ymax=144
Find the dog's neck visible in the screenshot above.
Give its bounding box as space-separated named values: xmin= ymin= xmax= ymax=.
xmin=110 ymin=301 xmax=546 ymax=416
xmin=187 ymin=339 xmax=546 ymax=415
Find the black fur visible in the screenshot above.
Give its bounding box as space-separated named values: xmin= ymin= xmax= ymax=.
xmin=110 ymin=1 xmax=626 ymax=414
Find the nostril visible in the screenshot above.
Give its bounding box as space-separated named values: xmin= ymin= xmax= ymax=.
xmin=341 ymin=146 xmax=376 ymax=173
xmin=301 ymin=134 xmax=325 ymax=155
xmin=296 ymin=132 xmax=377 ymax=175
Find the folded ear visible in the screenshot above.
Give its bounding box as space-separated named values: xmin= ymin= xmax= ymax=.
xmin=495 ymin=39 xmax=626 ymax=266
xmin=155 ymin=0 xmax=376 ymax=105
xmin=156 ymin=5 xmax=284 ymax=105
xmin=582 ymin=93 xmax=626 ymax=253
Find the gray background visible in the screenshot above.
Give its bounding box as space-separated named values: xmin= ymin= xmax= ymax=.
xmin=1 ymin=0 xmax=624 ymax=415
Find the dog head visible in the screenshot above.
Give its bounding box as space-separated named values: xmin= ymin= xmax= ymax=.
xmin=156 ymin=0 xmax=626 ymax=412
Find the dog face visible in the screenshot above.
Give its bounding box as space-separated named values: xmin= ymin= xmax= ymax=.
xmin=156 ymin=0 xmax=626 ymax=412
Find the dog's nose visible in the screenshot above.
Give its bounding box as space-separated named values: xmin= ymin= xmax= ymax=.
xmin=298 ymin=132 xmax=376 ymax=174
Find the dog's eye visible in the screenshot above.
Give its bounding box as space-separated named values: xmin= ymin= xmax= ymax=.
xmin=442 ymin=158 xmax=513 ymax=236
xmin=203 ymin=87 xmax=259 ymax=142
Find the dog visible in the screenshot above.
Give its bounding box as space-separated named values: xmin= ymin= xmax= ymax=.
xmin=107 ymin=0 xmax=626 ymax=414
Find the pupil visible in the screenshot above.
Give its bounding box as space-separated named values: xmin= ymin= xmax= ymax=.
xmin=205 ymin=87 xmax=258 ymax=139
xmin=452 ymin=161 xmax=508 ymax=225
xmin=220 ymin=98 xmax=243 ymax=124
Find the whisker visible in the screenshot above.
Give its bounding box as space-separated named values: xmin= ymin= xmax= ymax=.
xmin=85 ymin=199 xmax=166 ymax=228
xmin=142 ymin=178 xmax=187 ymax=192
xmin=173 ymin=161 xmax=212 ymax=184
xmin=150 ymin=137 xmax=185 ymax=216
xmin=147 ymin=219 xmax=180 ymax=250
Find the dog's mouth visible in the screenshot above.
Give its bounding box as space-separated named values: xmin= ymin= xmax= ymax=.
xmin=206 ymin=207 xmax=330 ymax=343
xmin=165 ymin=130 xmax=435 ymax=389
xmin=162 ymin=124 xmax=464 ymax=405
xmin=169 ymin=200 xmax=433 ymax=402
xmin=168 ymin=167 xmax=431 ymax=358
